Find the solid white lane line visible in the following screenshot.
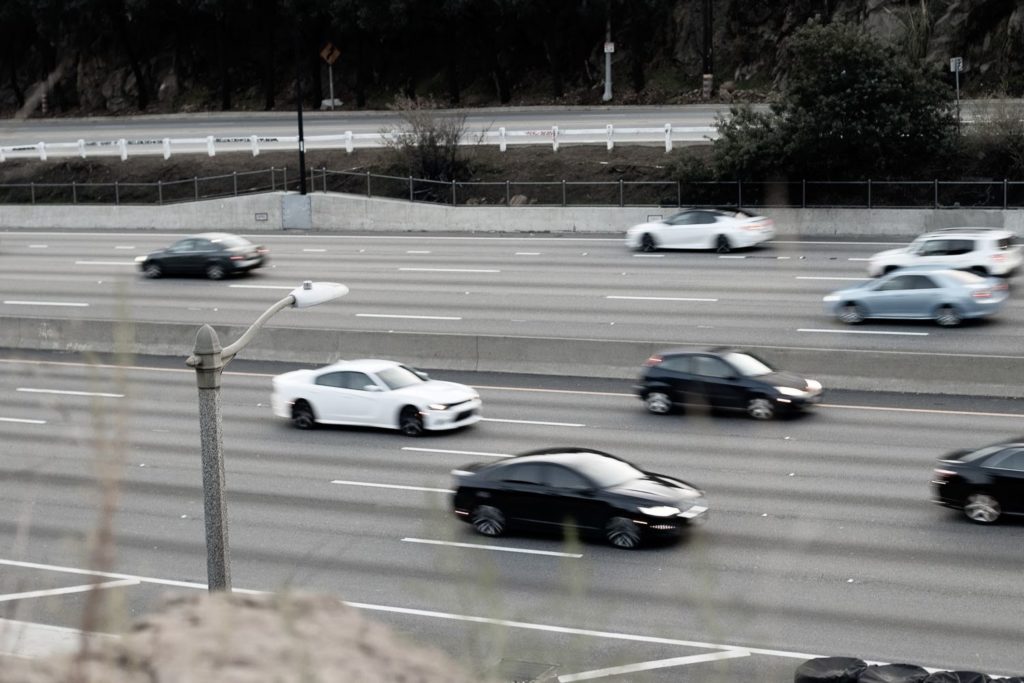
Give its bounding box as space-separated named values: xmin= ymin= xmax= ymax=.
xmin=796 ymin=276 xmax=867 ymax=281
xmin=17 ymin=388 xmax=124 ymax=398
xmin=848 ymin=257 xmax=871 ymax=261
xmin=0 ymin=417 xmax=47 ymax=425
xmin=406 ymin=250 xmax=432 ymax=254
xmin=402 ymin=538 xmax=582 ymax=558
xmin=632 ymin=254 xmax=664 ymax=258
xmin=330 ymin=480 xmax=452 ymax=493
xmin=399 ymin=267 xmax=500 ymax=273
xmin=402 ymin=447 xmax=512 ymax=458
xmin=28 ymin=244 xmax=48 ymax=248
xmin=481 ymin=417 xmax=585 ymax=427
xmin=228 ymin=284 xmax=295 ymax=290
xmin=559 ymin=650 xmax=750 ymax=682
xmin=74 ymin=260 xmax=135 ymax=266
xmin=302 ymin=248 xmax=327 ymax=252
xmin=0 ymin=558 xmax=259 ymax=593
xmin=819 ymin=403 xmax=1024 ymax=419
xmin=773 ymin=239 xmax=897 ymax=246
xmin=474 ymin=384 xmax=629 ymax=397
xmin=356 ymin=313 xmax=462 ymax=320
xmin=0 ymin=579 xmax=139 ymax=603
xmin=3 ymin=300 xmax=89 ymax=307
xmin=718 ymin=255 xmax=746 ymax=259
xmin=515 ymin=252 xmax=541 ymax=255
xmin=798 ymin=328 xmax=929 ymax=337
xmin=114 ymin=245 xmax=135 ymax=250
xmin=606 ymin=295 xmax=718 ymax=302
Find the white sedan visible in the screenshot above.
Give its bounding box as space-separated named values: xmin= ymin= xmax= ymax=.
xmin=624 ymin=208 xmax=775 ymax=253
xmin=271 ymin=359 xmax=482 ymax=436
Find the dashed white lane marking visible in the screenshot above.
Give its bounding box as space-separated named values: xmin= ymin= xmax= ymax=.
xmin=114 ymin=245 xmax=135 ymax=250
xmin=17 ymin=388 xmax=124 ymax=398
xmin=402 ymin=447 xmax=511 ymax=458
xmin=848 ymin=257 xmax=871 ymax=261
xmin=356 ymin=313 xmax=462 ymax=320
xmin=399 ymin=267 xmax=500 ymax=273
xmin=73 ymin=260 xmax=135 ymax=266
xmin=798 ymin=328 xmax=929 ymax=337
xmin=559 ymin=650 xmax=750 ymax=682
xmin=0 ymin=579 xmax=139 ymax=603
xmin=606 ymin=295 xmax=718 ymax=302
xmin=718 ymin=255 xmax=746 ymax=259
xmin=0 ymin=417 xmax=46 ymax=425
xmin=481 ymin=417 xmax=585 ymax=427
xmin=28 ymin=244 xmax=48 ymax=248
xmin=330 ymin=480 xmax=452 ymax=493
xmin=515 ymin=252 xmax=541 ymax=255
xmin=302 ymin=248 xmax=327 ymax=252
xmin=228 ymin=284 xmax=295 ymax=290
xmin=402 ymin=538 xmax=583 ymax=559
xmin=796 ymin=276 xmax=867 ymax=281
xmin=632 ymin=254 xmax=664 ymax=258
xmin=406 ymin=250 xmax=431 ymax=254
xmin=3 ymin=300 xmax=89 ymax=307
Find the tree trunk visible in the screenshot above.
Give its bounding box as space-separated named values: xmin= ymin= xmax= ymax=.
xmin=108 ymin=0 xmax=149 ymax=110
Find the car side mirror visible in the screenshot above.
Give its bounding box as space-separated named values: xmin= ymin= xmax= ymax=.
xmin=414 ymin=370 xmax=429 ymax=380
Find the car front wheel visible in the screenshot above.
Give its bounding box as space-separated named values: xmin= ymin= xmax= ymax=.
xmin=399 ymin=407 xmax=424 ymax=436
xmin=964 ymin=493 xmax=1001 ymax=524
xmin=644 ymin=392 xmax=672 ymax=415
xmin=471 ymin=505 xmax=506 ymax=536
xmin=839 ymin=302 xmax=866 ymax=324
xmin=639 ymin=233 xmax=657 ymax=252
xmin=143 ymin=262 xmax=163 ymax=278
xmin=747 ymin=397 xmax=775 ymax=420
xmin=606 ymin=517 xmax=642 ymax=549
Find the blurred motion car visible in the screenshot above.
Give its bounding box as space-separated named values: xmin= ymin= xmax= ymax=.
xmin=823 ymin=267 xmax=1009 ymax=327
xmin=451 ymin=447 xmax=708 ymax=548
xmin=624 ymin=208 xmax=775 ymax=253
xmin=932 ymin=441 xmax=1024 ymax=524
xmin=867 ymin=228 xmax=1021 ymax=278
xmin=635 ymin=347 xmax=822 ymax=420
xmin=271 ymin=359 xmax=481 ymax=436
xmin=136 ymin=232 xmax=268 ymax=280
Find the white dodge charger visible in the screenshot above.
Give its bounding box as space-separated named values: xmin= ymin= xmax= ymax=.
xmin=271 ymin=359 xmax=482 ymax=436
xmin=625 ymin=208 xmax=775 ymax=253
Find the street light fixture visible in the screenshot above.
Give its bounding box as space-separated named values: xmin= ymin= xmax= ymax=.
xmin=186 ymin=280 xmax=348 ymax=591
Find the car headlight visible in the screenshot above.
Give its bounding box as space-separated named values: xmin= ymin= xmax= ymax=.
xmin=822 ymin=294 xmax=839 ymax=302
xmin=776 ymin=386 xmax=807 ymax=397
xmin=134 ymin=255 xmax=147 ymax=263
xmin=806 ymin=379 xmax=822 ymax=392
xmin=637 ymin=505 xmax=681 ymax=517
xmin=427 ymin=403 xmax=449 ymax=411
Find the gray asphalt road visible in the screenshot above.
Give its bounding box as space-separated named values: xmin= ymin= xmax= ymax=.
xmin=0 ymin=101 xmax=1008 ymax=146
xmin=2 ymin=354 xmax=1023 ymax=680
xmin=1 ymin=231 xmax=1021 ymax=358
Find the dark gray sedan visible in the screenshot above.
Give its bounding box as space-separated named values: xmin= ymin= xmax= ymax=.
xmin=136 ymin=232 xmax=268 ymax=280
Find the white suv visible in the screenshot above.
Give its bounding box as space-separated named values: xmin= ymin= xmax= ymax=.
xmin=867 ymin=228 xmax=1022 ymax=278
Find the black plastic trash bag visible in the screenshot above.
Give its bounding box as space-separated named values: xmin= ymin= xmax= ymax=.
xmin=858 ymin=663 xmax=930 ymax=683
xmin=924 ymin=673 xmax=991 ymax=683
xmin=794 ymin=657 xmax=869 ymax=683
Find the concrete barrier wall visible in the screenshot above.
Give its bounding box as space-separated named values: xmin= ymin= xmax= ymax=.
xmin=1 ymin=191 xmax=1022 ymax=237
xmin=2 ymin=315 xmax=1022 ymax=398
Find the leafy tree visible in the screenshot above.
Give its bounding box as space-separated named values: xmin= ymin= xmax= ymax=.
xmin=714 ymin=20 xmax=957 ymax=179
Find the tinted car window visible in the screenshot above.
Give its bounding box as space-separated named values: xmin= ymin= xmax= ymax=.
xmin=575 ymin=456 xmax=644 ymax=488
xmin=946 ymin=240 xmax=975 ymax=255
xmin=877 ymin=275 xmax=914 ymax=291
xmin=694 ymin=356 xmax=734 ymax=379
xmin=906 ymin=275 xmax=939 ymax=289
xmin=193 ymin=239 xmax=217 ymax=252
xmin=665 ymin=212 xmax=696 ymax=226
xmin=659 ymin=356 xmax=692 ymax=373
xmin=315 ymin=372 xmax=346 ymax=388
xmin=721 ymin=352 xmax=772 ymax=377
xmin=694 ymin=212 xmax=717 ymax=224
xmin=918 ymin=240 xmax=949 ymax=256
xmin=998 ymin=236 xmax=1015 ymax=250
xmin=376 ymin=365 xmax=425 ymax=390
xmin=497 ymin=463 xmax=546 ymax=485
xmin=543 ymin=465 xmax=590 ymax=489
xmin=986 ymin=448 xmax=1024 ymax=471
xmin=168 ymin=239 xmax=197 ymax=253
xmin=340 ymin=371 xmax=374 ymax=390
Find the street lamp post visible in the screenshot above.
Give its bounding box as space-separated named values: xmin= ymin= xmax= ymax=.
xmin=186 ymin=280 xmax=348 ymax=591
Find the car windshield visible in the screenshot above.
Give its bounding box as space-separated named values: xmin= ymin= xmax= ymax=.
xmin=376 ymin=365 xmax=426 ymax=390
xmin=577 ymin=455 xmax=645 ymax=489
xmin=722 ymin=352 xmax=773 ymax=377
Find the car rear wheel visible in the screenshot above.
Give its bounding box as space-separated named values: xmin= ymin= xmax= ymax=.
xmin=143 ymin=262 xmax=163 ymax=278
xmin=291 ymin=401 xmax=316 ymax=430
xmin=964 ymin=493 xmax=1001 ymax=524
xmin=206 ymin=263 xmax=226 ymax=280
xmin=471 ymin=505 xmax=506 ymax=536
xmin=606 ymin=517 xmax=642 ymax=549
xmin=747 ymin=397 xmax=775 ymax=420
xmin=715 ymin=235 xmax=732 ymax=253
xmin=935 ymin=305 xmax=962 ymax=327
xmin=639 ymin=233 xmax=657 ymax=252
xmin=644 ymin=392 xmax=672 ymax=415
xmin=839 ymin=302 xmax=866 ymax=324
xmin=399 ymin=407 xmax=424 ymax=436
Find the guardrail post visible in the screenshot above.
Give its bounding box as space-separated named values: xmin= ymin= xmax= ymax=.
xmin=933 ymin=179 xmax=938 ymax=208
xmin=619 ymin=179 xmax=624 ymax=207
xmin=1004 ymin=179 xmax=1008 ymax=209
xmin=163 ymin=138 xmax=171 ymax=159
xmin=867 ymin=179 xmax=872 ymax=209
xmin=250 ymin=135 xmax=260 ymax=157
xmin=78 ymin=139 xmax=86 ymax=159
xmin=506 ymin=180 xmax=511 ymax=205
xmin=194 ymin=176 xmax=199 ymax=201
xmin=30 ymin=182 xmax=35 ymax=204
xmin=737 ymin=179 xmax=743 ymax=207
xmin=115 ymin=180 xmax=120 ymax=205
xmin=270 ymin=167 xmax=275 ymax=192
xmin=366 ymin=170 xmax=371 ymax=197
xmin=321 ymin=166 xmax=327 ymax=193
xmin=451 ymin=179 xmax=456 ymax=205
xmin=283 ymin=167 xmax=288 ymax=191
xmin=345 ymin=131 xmax=353 ymax=153
xmin=664 ymin=123 xmax=672 ymax=152
xmin=561 ymin=179 xmax=566 ymax=206
xmin=606 ymin=124 xmax=614 ymax=151
xmin=552 ymin=126 xmax=559 ymax=152
xmin=802 ymin=179 xmax=806 ymax=208
xmin=118 ymin=138 xmax=128 ymax=161
xmin=207 ymin=135 xmax=216 ymax=157
xmin=233 ymin=172 xmax=238 ymax=196
xmin=409 ymin=176 xmax=414 ymax=201
xmin=158 ymin=180 xmax=163 ymax=205
xmin=72 ymin=181 xmax=77 ymax=204
xmin=37 ymin=142 xmax=46 ymax=161
xmin=676 ymin=180 xmax=681 ymax=207
xmin=499 ymin=127 xmax=507 ymax=152
xmin=0 ymin=147 xmax=5 ymax=162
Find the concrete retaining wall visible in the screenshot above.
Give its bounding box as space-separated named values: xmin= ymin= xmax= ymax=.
xmin=2 ymin=315 xmax=1021 ymax=398
xmin=1 ymin=191 xmax=1022 ymax=237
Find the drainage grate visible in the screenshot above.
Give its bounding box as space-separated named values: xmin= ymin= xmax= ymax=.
xmin=495 ymin=658 xmax=560 ymax=682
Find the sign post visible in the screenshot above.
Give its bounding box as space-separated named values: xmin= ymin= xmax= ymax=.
xmin=320 ymin=43 xmax=342 ymax=110
xmin=950 ymin=56 xmax=963 ymax=134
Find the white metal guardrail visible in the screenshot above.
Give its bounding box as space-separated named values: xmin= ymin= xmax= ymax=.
xmin=0 ymin=124 xmax=716 ymax=162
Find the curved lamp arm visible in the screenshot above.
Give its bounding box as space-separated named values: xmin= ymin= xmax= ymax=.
xmin=221 ymin=295 xmax=294 ymax=361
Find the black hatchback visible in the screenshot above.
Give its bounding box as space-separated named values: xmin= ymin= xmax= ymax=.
xmin=932 ymin=442 xmax=1024 ymax=524
xmin=635 ymin=347 xmax=823 ymax=420
xmin=451 ymin=447 xmax=708 ymax=549
xmin=137 ymin=232 xmax=268 ymax=280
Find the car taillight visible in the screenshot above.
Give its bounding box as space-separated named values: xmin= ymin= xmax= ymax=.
xmin=993 ymin=282 xmax=1009 ymax=291
xmin=643 ymin=355 xmax=663 ymax=367
xmin=744 ymin=221 xmax=769 ymax=231
xmin=257 ymin=247 xmax=269 ymax=254
xmin=991 ymin=253 xmax=1007 ymax=261
xmin=973 ymin=289 xmax=992 ymax=299
xmin=230 ymin=255 xmax=244 ymax=261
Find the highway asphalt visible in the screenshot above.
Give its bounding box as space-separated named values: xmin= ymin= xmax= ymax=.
xmin=1 ymin=353 xmax=1023 ymax=680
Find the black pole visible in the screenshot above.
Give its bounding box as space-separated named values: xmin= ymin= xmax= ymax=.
xmin=702 ymin=0 xmax=713 ymax=75
xmin=295 ymin=31 xmax=307 ymax=195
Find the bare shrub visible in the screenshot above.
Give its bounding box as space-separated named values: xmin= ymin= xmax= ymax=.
xmin=380 ymin=96 xmax=478 ymax=182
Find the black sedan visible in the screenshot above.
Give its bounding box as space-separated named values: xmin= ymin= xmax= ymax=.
xmin=932 ymin=441 xmax=1024 ymax=524
xmin=451 ymin=447 xmax=708 ymax=549
xmin=635 ymin=347 xmax=823 ymax=420
xmin=136 ymin=232 xmax=268 ymax=280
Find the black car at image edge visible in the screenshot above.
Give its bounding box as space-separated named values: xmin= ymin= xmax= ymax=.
xmin=635 ymin=347 xmax=823 ymax=421
xmin=932 ymin=441 xmax=1024 ymax=524
xmin=451 ymin=447 xmax=708 ymax=549
xmin=136 ymin=232 xmax=268 ymax=280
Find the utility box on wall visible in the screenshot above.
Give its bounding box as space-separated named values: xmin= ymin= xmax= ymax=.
xmin=282 ymin=194 xmax=312 ymax=230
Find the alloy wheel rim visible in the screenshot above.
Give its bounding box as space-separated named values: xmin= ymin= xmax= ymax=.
xmin=965 ymin=495 xmax=999 ymax=523
xmin=473 ymin=507 xmax=504 ymax=536
xmin=646 ymin=393 xmax=671 ymax=414
xmin=401 ymin=413 xmax=423 ymax=436
xmin=840 ymin=305 xmax=862 ymax=324
xmin=607 ymin=518 xmax=640 ymax=548
xmin=748 ymin=398 xmax=773 ymax=420
xmin=937 ymin=308 xmax=959 ymax=326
